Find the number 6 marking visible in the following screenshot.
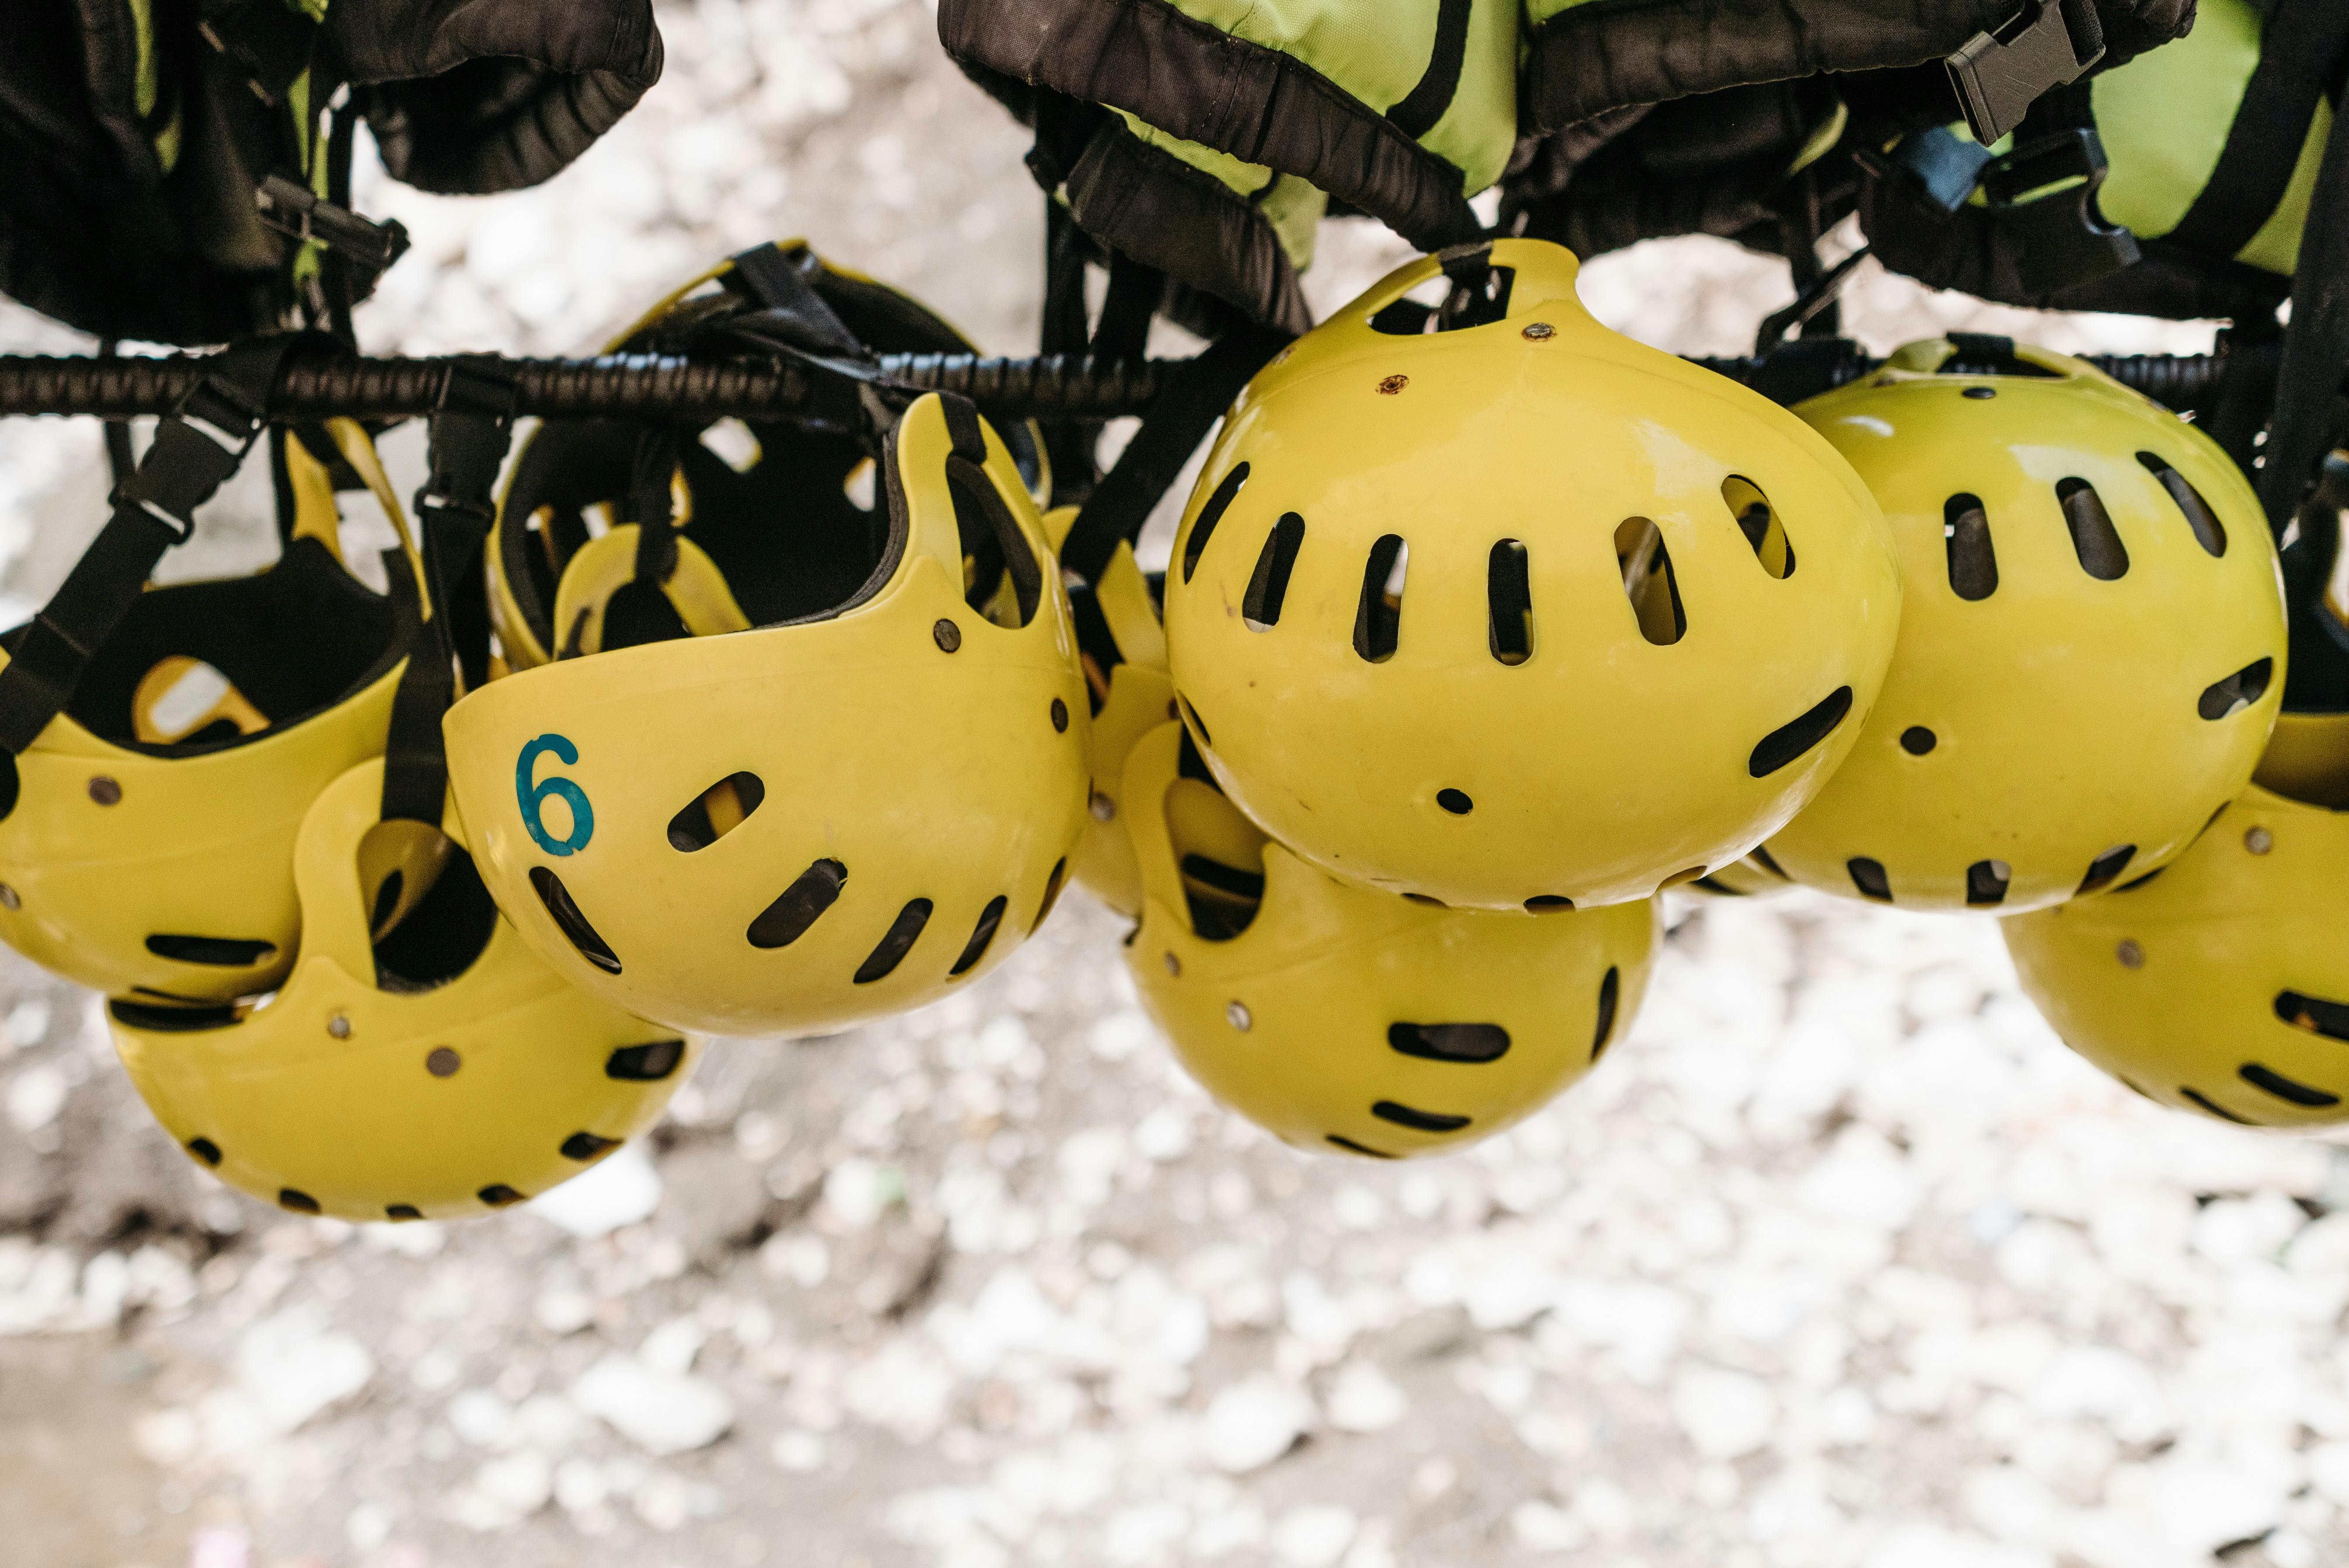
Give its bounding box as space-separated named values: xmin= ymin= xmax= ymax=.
xmin=517 ymin=734 xmax=595 ymax=857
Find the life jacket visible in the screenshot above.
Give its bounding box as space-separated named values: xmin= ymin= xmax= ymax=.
xmin=0 ymin=0 xmax=663 ymax=345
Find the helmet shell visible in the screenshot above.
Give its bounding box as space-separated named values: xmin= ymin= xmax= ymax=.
xmin=1162 ymin=237 xmax=1899 ymax=909
xmin=1769 ymin=339 xmax=2287 ymax=912
xmin=114 ymin=760 xmax=697 ymax=1222
xmin=0 ymin=425 xmax=408 ymax=1003
xmin=1121 ymin=723 xmax=1658 ymax=1157
xmin=2003 ymin=719 xmax=2349 ymax=1127
xmin=1057 ymin=527 xmax=1176 ymax=920
xmin=445 ymin=394 xmax=1090 ymax=1036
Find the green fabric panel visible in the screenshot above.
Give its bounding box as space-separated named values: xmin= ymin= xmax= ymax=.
xmin=1175 ymin=0 xmax=1518 ymax=192
xmin=2091 ymin=0 xmax=2259 ymax=241
xmin=2240 ymin=94 xmax=2328 ymax=275
xmin=1116 ymin=112 xmax=1326 ymax=271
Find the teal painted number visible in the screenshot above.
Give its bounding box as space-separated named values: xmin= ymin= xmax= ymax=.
xmin=517 ymin=734 xmax=594 ymax=856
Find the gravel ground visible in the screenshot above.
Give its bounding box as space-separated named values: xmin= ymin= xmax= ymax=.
xmin=3 ymin=7 xmax=2337 ymax=1568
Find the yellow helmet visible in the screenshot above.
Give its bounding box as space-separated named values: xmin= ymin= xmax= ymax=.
xmin=0 ymin=419 xmax=417 ymax=1005
xmin=489 ymin=242 xmax=1046 ymax=671
xmin=1160 ymin=237 xmax=1900 ymax=910
xmin=114 ymin=758 xmax=699 ymax=1220
xmin=1120 ymin=722 xmax=1658 ymax=1158
xmin=2002 ymin=711 xmax=2349 ymax=1128
xmin=1766 ymin=336 xmax=2287 ymax=912
xmin=444 ymin=383 xmax=1090 ymax=1037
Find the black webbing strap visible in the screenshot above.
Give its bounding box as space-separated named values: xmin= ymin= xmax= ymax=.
xmin=2258 ymin=79 xmax=2349 ymax=534
xmin=380 ymin=359 xmax=518 ymax=825
xmin=1057 ymin=325 xmax=1293 ymax=589
xmin=622 ymin=426 xmax=681 ymax=584
xmin=2165 ymin=0 xmax=2349 ymax=267
xmin=0 ymin=337 xmax=293 ymax=756
xmin=724 ymin=243 xmax=867 ymax=359
xmin=97 ymin=340 xmax=136 ymax=487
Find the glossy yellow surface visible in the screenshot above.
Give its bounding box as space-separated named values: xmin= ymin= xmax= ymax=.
xmin=1161 ymin=238 xmax=1900 ymax=910
xmin=2004 ymin=717 xmax=2349 ymax=1129
xmin=113 ymin=760 xmax=698 ymax=1222
xmin=1121 ymin=722 xmax=1658 ymax=1158
xmin=446 ymin=394 xmax=1091 ymax=1036
xmin=1769 ymin=340 xmax=2286 ymax=912
xmin=0 ymin=426 xmax=406 ymax=1003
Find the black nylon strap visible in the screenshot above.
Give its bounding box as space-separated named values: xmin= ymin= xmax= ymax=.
xmin=380 ymin=359 xmax=518 ymax=825
xmin=2165 ymin=0 xmax=2349 ymax=265
xmin=724 ymin=243 xmax=868 ymax=359
xmin=2259 ymin=83 xmax=2349 ymax=534
xmin=0 ymin=337 xmax=292 ymax=756
xmin=939 ymin=393 xmax=991 ymax=463
xmin=1057 ymin=325 xmax=1292 ymax=588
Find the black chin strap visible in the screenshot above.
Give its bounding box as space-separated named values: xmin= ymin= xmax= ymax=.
xmin=380 ymin=359 xmax=518 ymax=826
xmin=0 ymin=337 xmax=297 ymax=756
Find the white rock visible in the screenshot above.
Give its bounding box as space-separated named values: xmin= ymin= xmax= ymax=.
xmin=821 ymin=1158 xmax=898 ymax=1229
xmin=1862 ymin=1523 xmax=2055 ymax=1568
xmin=447 ymin=1388 xmax=514 ymax=1447
xmin=1323 ymin=1363 xmax=1408 ymax=1434
xmin=528 ymin=1144 xmax=662 ymax=1238
xmin=1271 ymin=1505 xmax=1357 ymax=1568
xmin=534 ymin=1288 xmax=594 ymax=1336
xmin=1672 ymin=1366 xmax=1779 ymax=1460
xmin=1201 ymin=1376 xmax=1313 ymax=1473
xmin=640 ymin=1316 xmax=707 ymax=1376
xmin=5 ymin=1062 xmax=66 ymax=1132
xmin=2307 ymin=1441 xmax=2349 ymax=1507
xmin=236 ymin=1309 xmax=373 ymax=1434
xmin=771 ymin=1430 xmax=827 ymax=1472
xmin=1510 ymin=1500 xmax=1588 ymax=1553
xmin=572 ymin=1356 xmax=733 ymax=1456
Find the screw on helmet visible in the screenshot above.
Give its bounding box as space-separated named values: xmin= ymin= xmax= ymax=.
xmin=1119 ymin=722 xmax=1658 ymax=1158
xmin=1765 ymin=335 xmax=2286 ymax=912
xmin=112 ymin=759 xmax=698 ymax=1221
xmin=0 ymin=418 xmax=425 ymax=1004
xmin=448 ymin=275 xmax=1090 ymax=1037
xmin=2004 ymin=713 xmax=2349 ymax=1127
xmin=1160 ymin=237 xmax=1900 ymax=911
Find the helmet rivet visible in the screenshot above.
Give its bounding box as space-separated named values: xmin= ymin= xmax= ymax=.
xmin=2244 ymin=826 xmax=2273 ymax=855
xmin=1090 ymin=792 xmax=1116 ymax=822
xmin=1051 ymin=698 xmax=1069 ymax=733
xmin=932 ymin=618 xmax=962 ymax=653
xmin=1377 ymin=375 xmax=1409 ymax=396
xmin=1163 ymin=951 xmax=1181 ymax=977
xmin=2116 ymin=939 xmax=2145 ymax=970
xmin=425 ymin=1047 xmax=461 ymax=1077
xmin=327 ymin=1013 xmax=352 ymax=1039
xmin=1226 ymin=1001 xmax=1252 ymax=1031
xmin=1522 ymin=322 xmax=1554 ymax=341
xmin=87 ymin=776 xmax=121 ymax=806
xmin=0 ymin=884 xmax=19 ymax=912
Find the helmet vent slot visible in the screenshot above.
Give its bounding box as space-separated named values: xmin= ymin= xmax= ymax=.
xmin=1179 ymin=854 xmax=1264 ymax=941
xmin=1387 ymin=1022 xmax=1510 ymax=1063
xmin=1747 ymin=845 xmax=1790 ymax=881
xmin=948 ymin=895 xmax=1009 ymax=977
xmin=1748 ymin=686 xmax=1854 ymax=777
xmin=144 ymin=934 xmax=277 ymax=968
xmin=279 ymin=1189 xmax=321 ymax=1214
xmin=1964 ymin=859 xmax=2011 ymax=907
xmin=1592 ymin=966 xmax=1621 ymax=1058
xmin=854 ymin=898 xmax=935 ymax=984
xmin=747 ymin=859 xmax=847 ymax=948
xmin=1723 ymin=478 xmax=1794 ymax=579
xmin=1371 ymin=1100 xmax=1470 ymax=1133
xmin=561 ymin=1132 xmax=620 ymax=1160
xmin=2056 ymin=479 xmax=2129 ymax=580
xmin=2275 ymin=990 xmax=2349 ymax=1043
xmin=186 ymin=1137 xmax=222 ymax=1166
xmin=947 ymin=459 xmax=1042 ymax=628
xmin=606 ymin=1040 xmax=687 ymax=1081
xmin=1242 ymin=514 xmax=1306 ymax=632
xmin=667 ymin=772 xmax=767 ymax=852
xmin=1487 ymin=539 xmax=1533 ymax=663
xmin=1846 ymin=857 xmax=1893 ymax=902
xmin=530 ymin=866 xmax=622 ymax=974
xmin=2181 ymin=1088 xmax=2255 ymax=1124
xmin=2238 ymin=1063 xmax=2340 ymax=1108
xmin=2075 ymin=843 xmax=2137 ymax=895
xmin=1354 ymin=535 xmax=1408 ymax=663
xmin=1181 ymin=463 xmax=1249 ymax=584
xmin=374 ymin=849 xmax=501 ymax=994
xmin=2136 ymin=452 xmax=2225 ymax=556
xmin=1613 ymin=520 xmax=1684 ymax=645
xmin=1943 ymin=495 xmax=1999 ymax=600
xmin=1033 ymin=857 xmax=1068 ymax=932
xmin=1326 ymin=1134 xmax=1397 ymax=1158
xmin=2198 ymin=657 xmax=2273 ymax=721
xmin=110 ymin=998 xmax=242 ymax=1032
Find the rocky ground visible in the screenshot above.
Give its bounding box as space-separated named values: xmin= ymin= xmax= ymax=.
xmin=3 ymin=4 xmax=2338 ymax=1568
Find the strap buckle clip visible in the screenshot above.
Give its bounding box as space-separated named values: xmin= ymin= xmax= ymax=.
xmin=1945 ymin=0 xmax=2103 ymax=145
xmin=1983 ymin=127 xmax=2142 ymax=294
xmin=255 ymin=175 xmax=412 ymax=276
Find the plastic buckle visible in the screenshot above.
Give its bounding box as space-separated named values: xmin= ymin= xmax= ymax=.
xmin=1892 ymin=127 xmax=1994 ymax=214
xmin=1983 ymin=128 xmax=2141 ymax=295
xmin=198 ymin=0 xmax=319 ymax=107
xmin=1945 ymin=0 xmax=2102 ymax=145
xmin=255 ymin=175 xmax=412 ymax=275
